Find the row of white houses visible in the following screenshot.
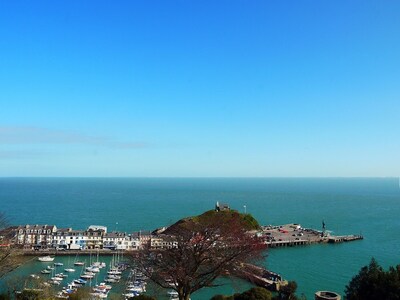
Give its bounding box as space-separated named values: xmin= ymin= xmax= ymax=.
xmin=12 ymin=224 xmax=171 ymax=250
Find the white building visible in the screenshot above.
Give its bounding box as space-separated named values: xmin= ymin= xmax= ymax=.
xmin=52 ymin=228 xmax=88 ymax=249
xmin=86 ymin=226 xmax=106 ymax=249
xmin=103 ymin=232 xmax=141 ymax=250
xmin=150 ymin=235 xmax=178 ymax=250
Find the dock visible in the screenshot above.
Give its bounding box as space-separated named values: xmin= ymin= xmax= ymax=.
xmin=261 ymin=223 xmax=363 ymax=248
xmin=328 ymin=235 xmax=363 ymax=243
xmin=235 ymin=263 xmax=287 ymax=292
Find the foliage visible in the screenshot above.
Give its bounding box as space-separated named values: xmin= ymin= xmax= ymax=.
xmin=345 ymin=258 xmax=400 ymax=300
xmin=0 ymin=212 xmax=27 ymax=279
xmin=211 ymin=283 xmax=305 ymax=300
xmin=0 ymin=212 xmax=13 ymax=278
xmin=277 ymin=281 xmax=298 ymax=300
xmin=0 ymin=293 xmax=11 ymax=300
xmin=166 ymin=210 xmax=261 ymax=234
xmin=15 ymin=289 xmax=55 ymax=300
xmin=134 ymin=211 xmax=267 ymax=300
xmin=130 ymin=295 xmax=157 ymax=300
xmin=211 ymin=287 xmax=272 ymax=300
xmin=68 ymin=287 xmax=91 ymax=300
xmin=235 ymin=287 xmax=273 ymax=300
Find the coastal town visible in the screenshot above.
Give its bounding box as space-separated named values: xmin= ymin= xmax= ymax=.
xmin=0 ymin=203 xmax=363 ymax=253
xmin=0 ymin=224 xmax=177 ymax=252
xmin=0 ymin=204 xmax=363 ymax=300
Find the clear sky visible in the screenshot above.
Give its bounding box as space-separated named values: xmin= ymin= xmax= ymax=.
xmin=0 ymin=1 xmax=399 ymax=177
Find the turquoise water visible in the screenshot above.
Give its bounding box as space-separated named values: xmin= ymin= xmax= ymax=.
xmin=1 ymin=178 xmax=400 ymax=299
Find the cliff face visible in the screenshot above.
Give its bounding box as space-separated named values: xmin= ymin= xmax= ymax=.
xmin=164 ymin=209 xmax=261 ymax=235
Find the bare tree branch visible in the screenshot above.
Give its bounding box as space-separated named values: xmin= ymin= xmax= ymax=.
xmin=130 ymin=210 xmax=267 ymax=300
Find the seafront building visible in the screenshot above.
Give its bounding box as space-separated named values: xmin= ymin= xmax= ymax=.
xmin=16 ymin=224 xmax=57 ymax=248
xmin=103 ymin=232 xmax=141 ymax=250
xmin=150 ymin=235 xmax=178 ymax=249
xmin=10 ymin=224 xmax=177 ymax=251
xmin=52 ymin=228 xmax=89 ymax=249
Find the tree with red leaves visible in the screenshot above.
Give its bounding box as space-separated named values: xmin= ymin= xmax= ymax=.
xmin=133 ymin=210 xmax=267 ymax=300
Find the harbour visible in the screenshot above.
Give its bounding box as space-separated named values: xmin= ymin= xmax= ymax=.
xmin=1 ymin=219 xmax=363 ymax=298
xmin=1 ymin=177 xmax=399 ymax=299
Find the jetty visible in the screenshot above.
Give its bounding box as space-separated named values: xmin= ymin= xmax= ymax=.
xmin=261 ymin=223 xmax=363 ymax=248
xmin=235 ymin=263 xmax=287 ymax=292
xmin=328 ymin=235 xmax=363 ymax=243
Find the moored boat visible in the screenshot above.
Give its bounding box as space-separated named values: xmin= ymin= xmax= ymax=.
xmin=64 ymin=268 xmax=75 ymax=272
xmin=38 ymin=256 xmax=55 ymax=262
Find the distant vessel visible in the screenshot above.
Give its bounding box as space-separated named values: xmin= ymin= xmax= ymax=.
xmin=38 ymin=256 xmax=55 ymax=262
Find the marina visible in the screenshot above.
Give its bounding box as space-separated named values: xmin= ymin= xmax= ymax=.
xmin=1 ymin=220 xmax=363 ymax=298
xmin=1 ymin=177 xmax=397 ymax=299
xmin=9 ymin=253 xmax=145 ymax=299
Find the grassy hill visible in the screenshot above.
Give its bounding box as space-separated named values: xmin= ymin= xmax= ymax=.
xmin=164 ymin=209 xmax=261 ymax=234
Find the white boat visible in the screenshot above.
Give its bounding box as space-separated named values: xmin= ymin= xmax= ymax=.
xmin=86 ymin=266 xmax=100 ymax=273
xmin=74 ymin=261 xmax=85 ymax=266
xmin=127 ymin=285 xmax=146 ymax=293
xmin=74 ymin=279 xmax=87 ymax=285
xmin=41 ymin=269 xmax=51 ymax=274
xmin=167 ymin=290 xmax=179 ymax=296
xmin=80 ymin=274 xmax=94 ymax=279
xmin=64 ymin=268 xmax=76 ymax=272
xmin=97 ymin=283 xmax=112 ymax=290
xmin=124 ymin=292 xmax=138 ymax=298
xmin=54 ymin=262 xmax=63 ymax=266
xmin=38 ymin=256 xmax=55 ymax=262
xmin=90 ymin=291 xmax=108 ymax=299
xmin=51 ymin=276 xmax=63 ymax=281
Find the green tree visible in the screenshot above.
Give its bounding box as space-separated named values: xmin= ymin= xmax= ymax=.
xmin=132 ymin=295 xmax=157 ymax=300
xmin=277 ymin=281 xmax=298 ymax=300
xmin=235 ymin=287 xmax=272 ymax=300
xmin=211 ymin=287 xmax=272 ymax=300
xmin=345 ymin=258 xmax=400 ymax=300
xmin=68 ymin=287 xmax=91 ymax=300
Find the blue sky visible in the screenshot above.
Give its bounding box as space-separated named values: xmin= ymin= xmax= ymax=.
xmin=0 ymin=1 xmax=399 ymax=177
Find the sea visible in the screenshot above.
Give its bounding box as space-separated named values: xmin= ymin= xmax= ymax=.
xmin=1 ymin=177 xmax=399 ymax=299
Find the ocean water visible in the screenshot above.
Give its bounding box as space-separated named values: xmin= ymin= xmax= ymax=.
xmin=1 ymin=177 xmax=400 ymax=299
